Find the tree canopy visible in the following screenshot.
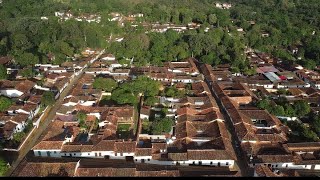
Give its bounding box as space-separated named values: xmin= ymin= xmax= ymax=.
xmin=0 ymin=96 xmax=12 ymax=112
xmin=93 ymin=77 xmax=118 ymax=92
xmin=111 ymin=76 xmax=160 ymax=105
xmin=0 ymin=156 xmax=8 ymax=177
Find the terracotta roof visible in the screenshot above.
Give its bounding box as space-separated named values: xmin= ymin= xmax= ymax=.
xmin=1 ymin=121 xmax=17 ymax=138
xmin=33 ymin=141 xmax=64 ymax=150
xmin=114 ymin=141 xmax=137 ymax=153
xmin=287 ymin=142 xmax=320 ymax=152
xmin=136 ymin=170 xmax=180 ymax=177
xmin=86 ymin=115 xmax=97 ymax=122
xmin=92 ymin=140 xmax=115 ymax=151
xmin=255 ymin=165 xmax=282 ymax=177
xmin=27 ymin=95 xmax=42 ymax=104
xmin=17 ymin=162 xmax=77 ymax=177
xmin=140 ymin=106 xmax=151 ymax=115
xmin=61 ymin=144 xmax=94 ymax=152
xmin=168 ymin=152 xmax=188 ymax=161
xmin=187 ymin=149 xmax=233 ymax=160
xmin=75 ymin=168 xmax=136 ymax=177
xmin=151 ymin=142 xmax=167 ymax=154
xmin=0 ymin=56 xmax=12 ymax=65
xmin=135 ymin=148 xmax=152 ymax=156
xmin=15 ymin=80 xmax=36 ymax=93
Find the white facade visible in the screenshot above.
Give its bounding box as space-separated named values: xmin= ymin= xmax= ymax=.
xmin=0 ymin=89 xmax=23 ymax=98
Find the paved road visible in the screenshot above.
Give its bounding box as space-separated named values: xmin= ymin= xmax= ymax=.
xmin=196 ymin=62 xmax=252 ymax=176
xmin=6 ymin=71 xmax=86 ymax=176
xmin=6 ymin=51 xmax=105 ymax=176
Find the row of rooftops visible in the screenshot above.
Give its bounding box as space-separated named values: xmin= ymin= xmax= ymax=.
xmin=15 ymin=158 xmax=241 ymax=177
xmin=30 ymin=57 xmax=238 ymax=166
xmin=54 ymin=11 xmax=101 ymax=23
xmin=201 ymin=62 xmax=320 ymax=168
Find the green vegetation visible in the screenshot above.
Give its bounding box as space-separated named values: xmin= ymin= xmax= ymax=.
xmin=162 ymin=86 xmax=186 ymax=98
xmin=144 ymin=96 xmax=159 ymax=106
xmin=77 ymin=111 xmax=88 ymax=129
xmin=41 ymin=91 xmax=55 ymax=107
xmin=0 ymin=0 xmax=319 ymax=71
xmin=0 ymin=156 xmax=8 ymax=177
xmin=150 ymin=117 xmax=173 ymax=135
xmin=93 ymin=77 xmax=118 ymax=92
xmin=257 ymin=98 xmax=310 ymax=118
xmin=12 ymin=131 xmax=25 ymax=144
xmin=0 ymin=65 xmax=7 ymax=80
xmin=0 ymin=0 xmax=109 ymax=66
xmin=117 ymin=124 xmax=131 ymax=131
xmin=0 ymin=96 xmax=12 ymax=112
xmin=111 ymin=76 xmax=160 ymax=105
xmin=287 ymin=121 xmax=319 ymax=142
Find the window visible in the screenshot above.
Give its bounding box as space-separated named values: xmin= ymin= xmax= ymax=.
xmin=276 ymin=165 xmax=278 ymax=168
xmin=148 ymin=159 xmax=150 ymax=161
xmin=54 ymin=151 xmax=56 ymax=154
xmin=210 ymin=162 xmax=213 ymax=165
xmin=226 ymin=162 xmax=229 ymax=166
xmin=88 ymin=153 xmax=90 ymax=155
xmin=38 ymin=151 xmax=41 ymax=156
xmin=115 ymin=153 xmax=117 ymax=156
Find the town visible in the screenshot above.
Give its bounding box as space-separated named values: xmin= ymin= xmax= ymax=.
xmin=0 ymin=46 xmax=320 ymax=176
xmin=1 ymin=0 xmax=320 ymax=177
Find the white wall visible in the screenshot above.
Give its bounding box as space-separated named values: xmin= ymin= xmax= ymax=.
xmin=0 ymin=89 xmax=23 ymax=98
xmin=34 ymin=150 xmax=62 ymax=158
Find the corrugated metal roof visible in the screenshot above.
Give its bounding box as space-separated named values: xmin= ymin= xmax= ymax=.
xmin=264 ymin=72 xmax=281 ymax=82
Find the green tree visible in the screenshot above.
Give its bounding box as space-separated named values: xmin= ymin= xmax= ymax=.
xmin=311 ymin=115 xmax=320 ymax=133
xmin=20 ymin=68 xmax=34 ymax=78
xmin=301 ymin=125 xmax=318 ymax=142
xmin=294 ymin=100 xmax=311 ymax=117
xmin=0 ymin=96 xmax=12 ymax=112
xmin=13 ymin=131 xmax=25 ymax=143
xmin=284 ymin=104 xmax=295 ymax=117
xmin=15 ymin=52 xmax=39 ymax=67
xmin=41 ymin=91 xmax=55 ymax=107
xmin=164 ymin=86 xmax=177 ymax=97
xmin=93 ymin=77 xmax=118 ymax=92
xmin=77 ymin=111 xmax=87 ymax=129
xmin=208 ymin=14 xmax=217 ymax=25
xmin=144 ymin=96 xmax=158 ymax=106
xmin=151 ymin=117 xmax=173 ymax=134
xmin=111 ymin=88 xmax=137 ymax=105
xmin=257 ymin=98 xmax=269 ymax=110
xmin=271 ymin=105 xmax=285 ymax=116
xmin=0 ymin=156 xmax=8 ymax=176
xmin=0 ymin=65 xmax=7 ymax=80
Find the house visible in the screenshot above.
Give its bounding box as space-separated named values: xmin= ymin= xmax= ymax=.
xmin=0 ymin=114 xmax=29 ymax=140
xmin=48 ymin=67 xmax=67 ymax=74
xmin=140 ymin=106 xmax=151 ymax=120
xmin=0 ymin=56 xmax=13 ymax=66
xmin=7 ymin=103 xmax=40 ymax=119
xmin=101 ymin=54 xmax=116 ymax=61
xmin=0 ymin=80 xmax=36 ymax=98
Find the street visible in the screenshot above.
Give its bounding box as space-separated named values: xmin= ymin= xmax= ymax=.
xmin=196 ymin=62 xmax=253 ymax=176
xmin=5 ymin=51 xmax=105 ymax=176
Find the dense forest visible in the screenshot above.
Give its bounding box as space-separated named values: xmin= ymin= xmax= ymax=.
xmin=0 ymin=0 xmax=319 ymax=72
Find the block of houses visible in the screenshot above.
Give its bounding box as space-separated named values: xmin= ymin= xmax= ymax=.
xmin=0 ymin=80 xmax=36 ymax=98
xmin=0 ymin=114 xmax=29 ymax=140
